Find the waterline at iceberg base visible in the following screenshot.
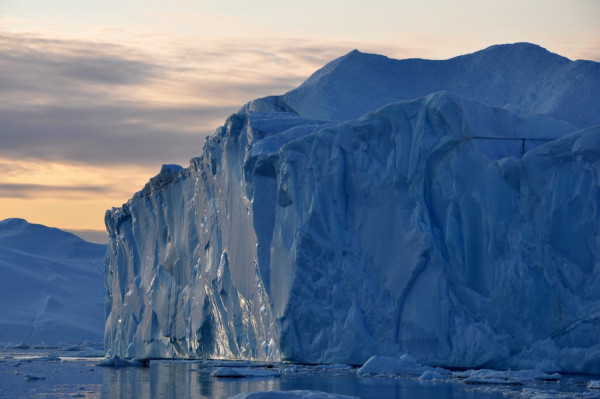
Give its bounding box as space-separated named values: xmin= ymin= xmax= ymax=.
xmin=104 ymin=43 xmax=600 ymax=374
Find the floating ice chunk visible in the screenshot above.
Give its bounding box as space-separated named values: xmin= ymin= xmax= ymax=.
xmin=419 ymin=370 xmax=444 ymax=381
xmin=228 ymin=390 xmax=359 ymax=399
xmin=95 ymin=355 xmax=147 ymax=368
xmin=588 ymin=380 xmax=600 ymax=389
xmin=515 ymin=388 xmax=592 ymax=399
xmin=357 ymin=355 xmax=450 ymax=377
xmin=454 ymin=369 xmax=559 ymax=385
xmin=211 ymin=367 xmax=280 ymax=378
xmin=210 ymin=368 xmax=245 ymax=378
xmin=357 ymin=355 xmax=419 ymax=376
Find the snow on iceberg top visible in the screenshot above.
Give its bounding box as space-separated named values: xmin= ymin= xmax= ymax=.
xmin=281 ymin=43 xmax=600 ymax=128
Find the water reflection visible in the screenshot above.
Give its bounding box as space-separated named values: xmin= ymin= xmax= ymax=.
xmin=102 ymin=366 xmax=149 ymax=398
xmin=101 ymin=362 xmax=283 ymax=399
xmin=99 ymin=361 xmax=511 ymax=399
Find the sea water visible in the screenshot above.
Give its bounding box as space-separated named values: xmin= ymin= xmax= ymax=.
xmin=0 ymin=349 xmax=596 ymax=399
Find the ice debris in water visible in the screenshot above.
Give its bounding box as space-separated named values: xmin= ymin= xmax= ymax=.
xmin=588 ymin=380 xmax=600 ymax=389
xmin=419 ymin=370 xmax=444 ymax=381
xmin=357 ymin=355 xmax=451 ymax=377
xmin=228 ymin=391 xmax=359 ymax=399
xmin=95 ymin=355 xmax=147 ymax=368
xmin=454 ymin=369 xmax=560 ymax=385
xmin=516 ymin=388 xmax=600 ymax=399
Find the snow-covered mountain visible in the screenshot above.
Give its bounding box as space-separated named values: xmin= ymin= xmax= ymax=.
xmin=104 ymin=43 xmax=600 ymax=373
xmin=0 ymin=218 xmax=106 ymax=346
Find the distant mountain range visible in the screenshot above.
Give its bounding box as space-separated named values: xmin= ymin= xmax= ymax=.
xmin=0 ymin=218 xmax=106 ymax=346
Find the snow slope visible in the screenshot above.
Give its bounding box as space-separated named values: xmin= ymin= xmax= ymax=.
xmin=0 ymin=218 xmax=106 ymax=345
xmin=283 ymin=43 xmax=600 ymax=128
xmin=104 ymin=43 xmax=600 ymax=373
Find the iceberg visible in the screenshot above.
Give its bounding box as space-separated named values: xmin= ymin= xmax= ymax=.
xmin=104 ymin=43 xmax=600 ymax=374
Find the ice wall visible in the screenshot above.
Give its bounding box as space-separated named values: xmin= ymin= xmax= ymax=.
xmin=268 ymin=93 xmax=600 ymax=372
xmin=105 ymin=44 xmax=600 ymax=373
xmin=105 ymin=110 xmax=282 ymax=360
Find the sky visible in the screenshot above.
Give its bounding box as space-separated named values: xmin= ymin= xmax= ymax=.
xmin=1 ymin=0 xmax=599 ymax=243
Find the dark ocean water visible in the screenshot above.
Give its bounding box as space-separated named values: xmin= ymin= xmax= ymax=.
xmin=0 ymin=349 xmax=596 ymax=399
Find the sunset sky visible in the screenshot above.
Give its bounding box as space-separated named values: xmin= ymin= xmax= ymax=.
xmin=1 ymin=0 xmax=599 ymax=243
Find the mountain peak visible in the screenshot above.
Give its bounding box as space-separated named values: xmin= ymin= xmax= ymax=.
xmin=0 ymin=218 xmax=105 ymax=259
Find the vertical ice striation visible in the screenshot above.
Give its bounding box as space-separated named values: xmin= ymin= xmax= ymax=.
xmin=105 ymin=44 xmax=600 ymax=373
xmin=105 ymin=103 xmax=287 ymax=360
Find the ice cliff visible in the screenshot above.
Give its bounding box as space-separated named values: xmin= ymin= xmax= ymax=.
xmin=105 ymin=43 xmax=600 ymax=373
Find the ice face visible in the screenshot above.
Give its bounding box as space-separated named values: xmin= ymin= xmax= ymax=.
xmin=104 ymin=44 xmax=600 ymax=373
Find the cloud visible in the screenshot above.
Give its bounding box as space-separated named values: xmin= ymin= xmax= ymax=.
xmin=0 ymin=33 xmax=352 ymax=170
xmin=0 ymin=105 xmax=233 ymax=166
xmin=0 ymin=34 xmax=161 ymax=106
xmin=0 ymin=183 xmax=109 ymax=199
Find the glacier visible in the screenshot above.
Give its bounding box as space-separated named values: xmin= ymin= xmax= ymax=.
xmin=104 ymin=43 xmax=600 ymax=374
